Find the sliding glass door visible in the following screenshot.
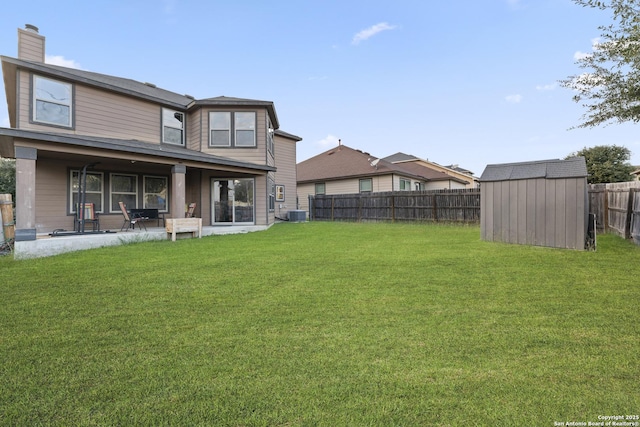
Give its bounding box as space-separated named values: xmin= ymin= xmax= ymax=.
xmin=212 ymin=178 xmax=254 ymax=224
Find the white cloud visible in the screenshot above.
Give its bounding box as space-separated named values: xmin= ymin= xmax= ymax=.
xmin=317 ymin=134 xmax=340 ymax=148
xmin=45 ymin=55 xmax=83 ymax=69
xmin=574 ymin=50 xmax=591 ymax=61
xmin=536 ymin=83 xmax=556 ymax=91
xmin=574 ymin=37 xmax=601 ymax=60
xmin=505 ymin=94 xmax=523 ymax=104
xmin=352 ymin=22 xmax=397 ymax=45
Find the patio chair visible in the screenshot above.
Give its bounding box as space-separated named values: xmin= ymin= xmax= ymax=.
xmin=185 ymin=202 xmax=197 ymax=218
xmin=119 ymin=201 xmax=148 ymax=231
xmin=75 ymin=202 xmax=100 ymax=232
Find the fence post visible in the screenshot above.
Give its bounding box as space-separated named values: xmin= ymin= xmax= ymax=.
xmin=331 ymin=196 xmax=335 ymax=221
xmin=391 ymin=194 xmax=395 ymax=222
xmin=625 ymin=188 xmax=636 ymax=239
xmin=433 ymin=193 xmax=438 ymax=221
xmin=604 ymin=188 xmax=609 ymax=232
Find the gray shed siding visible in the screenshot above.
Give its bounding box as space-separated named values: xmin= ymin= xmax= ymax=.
xmin=480 ymin=158 xmax=588 ymax=250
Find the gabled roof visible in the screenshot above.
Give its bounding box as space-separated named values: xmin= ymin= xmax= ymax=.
xmin=297 ymin=145 xmax=420 ymax=183
xmin=297 ymin=145 xmax=467 ymax=184
xmin=394 ymin=161 xmax=469 ymax=184
xmin=479 ymin=157 xmax=588 ymax=182
xmin=1 ymin=56 xmax=193 ymax=107
xmin=274 ymin=129 xmax=302 ymax=141
xmin=0 ymin=56 xmax=280 ymax=128
xmin=384 ymin=152 xmax=476 ymax=177
xmin=383 ymin=152 xmax=419 ymax=163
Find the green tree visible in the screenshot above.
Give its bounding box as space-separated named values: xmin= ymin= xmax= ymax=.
xmin=567 ymin=145 xmax=635 ymax=183
xmin=0 ymin=158 xmax=16 ymax=201
xmin=560 ymin=0 xmax=640 ymax=128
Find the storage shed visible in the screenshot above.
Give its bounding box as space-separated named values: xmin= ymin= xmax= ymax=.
xmin=480 ymin=157 xmax=589 ymax=250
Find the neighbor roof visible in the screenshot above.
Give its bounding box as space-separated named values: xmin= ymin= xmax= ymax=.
xmin=479 ymin=157 xmax=588 ymax=182
xmin=383 ymin=152 xmax=419 ymax=163
xmin=297 ymin=145 xmax=423 ymax=183
xmin=297 ymin=145 xmax=466 ymax=184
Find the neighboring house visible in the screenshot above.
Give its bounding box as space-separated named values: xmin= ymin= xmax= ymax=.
xmin=296 ymin=144 xmax=467 ymax=214
xmin=383 ymin=152 xmax=479 ymax=188
xmin=0 ymin=25 xmax=302 ymax=243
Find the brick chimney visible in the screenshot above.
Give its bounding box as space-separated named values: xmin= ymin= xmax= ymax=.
xmin=18 ymin=24 xmax=45 ymax=62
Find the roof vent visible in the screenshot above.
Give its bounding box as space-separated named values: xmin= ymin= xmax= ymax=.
xmin=144 ymin=82 xmax=156 ymax=88
xmin=184 ymin=94 xmax=195 ymax=99
xmin=25 ymin=24 xmax=39 ymax=33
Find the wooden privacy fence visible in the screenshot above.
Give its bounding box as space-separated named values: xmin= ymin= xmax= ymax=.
xmin=588 ymin=181 xmax=640 ymax=244
xmin=309 ymin=189 xmax=481 ymax=223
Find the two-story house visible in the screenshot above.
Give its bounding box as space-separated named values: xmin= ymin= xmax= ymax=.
xmin=0 ymin=25 xmax=301 ymax=246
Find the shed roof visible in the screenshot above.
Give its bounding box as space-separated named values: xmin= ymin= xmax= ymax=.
xmin=479 ymin=157 xmax=588 ymax=182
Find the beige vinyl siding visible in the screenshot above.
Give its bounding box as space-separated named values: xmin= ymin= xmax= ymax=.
xmin=17 ymin=70 xmax=31 ymax=128
xmin=35 ymin=159 xmax=69 ymax=232
xmin=75 ymin=86 xmax=159 ymax=141
xmin=254 ymin=174 xmax=268 ymax=226
xmin=296 ymin=183 xmax=315 ymax=214
xmin=17 ymin=28 xmax=45 ymax=62
xmin=18 ymin=73 xmax=162 ymax=143
xmin=202 ymin=108 xmax=267 ymax=165
xmin=274 ymin=135 xmax=297 ymax=216
xmin=424 ymin=180 xmax=467 ymax=190
xmin=186 ymin=109 xmax=202 ymax=151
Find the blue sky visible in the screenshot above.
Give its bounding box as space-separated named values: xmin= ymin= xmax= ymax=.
xmin=1 ymin=0 xmax=639 ymax=176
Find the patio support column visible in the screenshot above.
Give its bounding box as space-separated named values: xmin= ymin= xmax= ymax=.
xmin=171 ymin=165 xmax=186 ymax=219
xmin=14 ymin=146 xmax=37 ymax=241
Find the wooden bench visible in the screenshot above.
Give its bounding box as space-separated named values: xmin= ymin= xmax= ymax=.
xmin=166 ymin=218 xmax=202 ymax=241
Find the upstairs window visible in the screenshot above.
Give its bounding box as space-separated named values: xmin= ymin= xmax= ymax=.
xmin=162 ymin=108 xmax=185 ymax=145
xmin=209 ymin=112 xmax=256 ymax=147
xmin=33 ymin=75 xmax=73 ymax=127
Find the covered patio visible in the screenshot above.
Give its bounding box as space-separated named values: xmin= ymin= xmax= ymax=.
xmin=14 ymin=224 xmax=270 ymax=259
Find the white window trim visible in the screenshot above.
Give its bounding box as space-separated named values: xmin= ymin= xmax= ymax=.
xmin=208 ymin=111 xmax=256 ymax=148
xmin=143 ymin=175 xmax=169 ymax=212
xmin=359 ymin=178 xmax=373 ymax=193
xmin=70 ymin=170 xmax=104 ymax=213
xmin=209 ymin=112 xmax=231 ymax=147
xmin=110 ymin=173 xmax=138 ymax=213
xmin=33 ymin=75 xmax=73 ymax=127
xmin=162 ymin=108 xmax=185 ymax=146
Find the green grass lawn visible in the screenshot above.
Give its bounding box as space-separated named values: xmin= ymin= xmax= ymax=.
xmin=1 ymin=222 xmax=638 ymax=426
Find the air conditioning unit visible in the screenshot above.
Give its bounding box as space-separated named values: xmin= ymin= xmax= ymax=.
xmin=288 ymin=210 xmax=306 ymax=222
